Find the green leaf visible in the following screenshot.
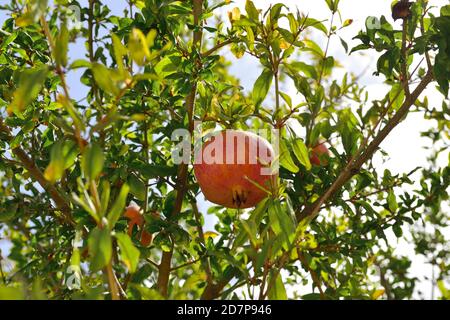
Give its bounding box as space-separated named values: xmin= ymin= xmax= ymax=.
xmin=268 ymin=273 xmax=288 ymax=300
xmin=9 ymin=66 xmax=49 ymax=115
xmin=279 ymin=92 xmax=292 ymax=108
xmin=303 ymin=17 xmax=328 ymax=34
xmin=340 ymin=37 xmax=348 ymax=53
xmin=389 ymin=83 xmax=405 ymax=111
xmin=107 ymin=183 xmax=130 ymax=229
xmin=437 ymin=280 xmax=450 ymax=298
xmin=0 ymin=286 xmax=24 ymax=300
xmin=292 ymin=139 xmax=311 ymax=170
xmin=115 ymin=232 xmax=140 ymax=273
xmin=392 ymin=222 xmax=403 ymax=237
xmin=81 ymin=143 xmax=105 ymax=180
xmin=387 ymin=191 xmax=398 ymax=212
xmin=69 ymin=59 xmax=91 ymax=69
xmin=245 ymin=26 xmax=255 ymax=50
xmin=325 ymin=0 xmax=339 ymax=13
xmin=128 ymin=28 xmax=152 ymax=66
xmin=268 ymin=200 xmax=295 ymax=249
xmin=245 ymin=0 xmax=259 ymax=20
xmin=239 ymin=220 xmax=259 ymax=247
xmin=88 ymin=227 xmax=112 ymax=271
xmin=252 ymin=68 xmax=273 ymax=108
xmin=136 ymin=163 xmax=177 ymax=179
xmin=288 ymin=61 xmax=318 ymax=79
xmin=279 ymin=139 xmax=299 ymax=173
xmin=128 ymin=174 xmax=146 ymax=201
xmin=302 ymin=293 xmax=322 ymax=300
xmin=0 ymin=202 xmax=18 ymax=222
xmin=55 ymin=23 xmax=69 ymax=67
xmin=230 ymin=42 xmax=246 ymax=59
xmin=111 ymin=33 xmax=127 ymax=72
xmin=45 ymin=139 xmax=79 ymax=183
xmin=99 ymin=180 xmax=111 ymax=217
xmin=15 ymin=0 xmax=48 ymax=27
xmin=91 ymin=63 xmax=127 ymax=96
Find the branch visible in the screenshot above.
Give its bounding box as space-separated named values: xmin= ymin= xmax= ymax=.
xmin=297 ymin=249 xmax=325 ymax=299
xmin=170 ymin=258 xmax=201 ymax=272
xmin=201 ymin=39 xmax=235 ymax=57
xmin=400 ymin=17 xmax=410 ymax=96
xmin=0 ymin=119 xmax=75 ymax=226
xmin=200 ymin=275 xmax=233 ymax=300
xmin=105 ymin=261 xmax=120 ymax=300
xmin=297 ymin=69 xmax=434 ymax=222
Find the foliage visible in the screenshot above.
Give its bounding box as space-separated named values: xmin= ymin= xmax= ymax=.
xmin=0 ymin=0 xmax=448 ymax=300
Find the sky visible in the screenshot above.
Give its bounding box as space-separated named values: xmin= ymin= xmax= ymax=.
xmin=1 ymin=0 xmax=449 ymax=299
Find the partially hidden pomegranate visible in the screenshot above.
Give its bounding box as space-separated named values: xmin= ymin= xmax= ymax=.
xmin=124 ymin=204 xmax=153 ymax=247
xmin=310 ymin=142 xmax=329 ymax=166
xmin=193 ymin=130 xmax=277 ymax=209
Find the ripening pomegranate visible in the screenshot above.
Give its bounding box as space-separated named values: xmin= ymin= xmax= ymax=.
xmin=124 ymin=203 xmax=152 ymax=247
xmin=310 ymin=142 xmax=329 ymax=166
xmin=194 ymin=130 xmax=277 ymax=209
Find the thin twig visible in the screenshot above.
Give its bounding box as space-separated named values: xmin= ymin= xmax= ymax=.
xmin=201 ymin=39 xmax=235 ymax=57
xmin=170 ymin=257 xmax=202 ymax=272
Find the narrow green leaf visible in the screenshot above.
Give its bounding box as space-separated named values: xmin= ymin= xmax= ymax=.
xmin=252 ymin=68 xmax=273 ymax=108
xmin=245 ymin=0 xmax=259 ymax=20
xmin=99 ymin=180 xmax=111 ymax=217
xmin=268 ymin=273 xmax=288 ymax=300
xmin=111 ymin=33 xmax=127 ymax=72
xmin=91 ymin=63 xmax=127 ymax=96
xmin=279 ymin=139 xmax=299 ymax=173
xmin=44 ymin=140 xmax=65 ymax=183
xmin=128 ymin=174 xmax=146 ymax=201
xmin=9 ymin=66 xmax=48 ymax=114
xmin=88 ymin=227 xmax=112 ymax=271
xmin=387 ymin=191 xmax=398 ymax=212
xmin=115 ymin=232 xmax=140 ymax=273
xmin=69 ymin=59 xmax=91 ymax=69
xmin=136 ymin=163 xmax=177 ymax=179
xmin=389 ymin=83 xmax=405 ymax=111
xmin=392 ymin=222 xmax=403 ymax=237
xmin=107 ymin=183 xmax=130 ymax=229
xmin=279 ymin=92 xmax=292 ymax=108
xmin=292 ymin=139 xmax=311 ymax=170
xmin=55 ymin=23 xmax=69 ymax=67
xmin=81 ymin=143 xmax=105 ymax=180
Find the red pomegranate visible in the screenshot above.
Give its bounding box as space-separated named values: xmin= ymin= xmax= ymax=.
xmin=124 ymin=204 xmax=152 ymax=247
xmin=310 ymin=142 xmax=329 ymax=166
xmin=193 ymin=130 xmax=277 ymax=209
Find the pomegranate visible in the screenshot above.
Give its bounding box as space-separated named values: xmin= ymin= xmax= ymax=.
xmin=310 ymin=142 xmax=329 ymax=166
xmin=124 ymin=204 xmax=152 ymax=247
xmin=193 ymin=130 xmax=277 ymax=209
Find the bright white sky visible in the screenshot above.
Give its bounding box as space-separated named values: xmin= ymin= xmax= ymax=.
xmin=0 ymin=0 xmax=448 ymax=299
